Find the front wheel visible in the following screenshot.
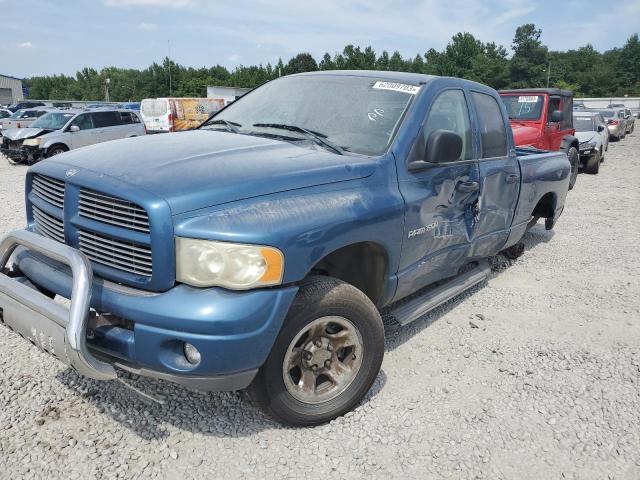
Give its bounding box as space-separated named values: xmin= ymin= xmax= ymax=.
xmin=566 ymin=146 xmax=579 ymax=190
xmin=248 ymin=276 xmax=385 ymax=427
xmin=46 ymin=145 xmax=68 ymax=158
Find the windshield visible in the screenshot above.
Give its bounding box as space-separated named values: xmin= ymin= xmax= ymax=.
xmin=573 ymin=116 xmax=595 ymax=132
xmin=600 ymin=111 xmax=614 ymax=118
xmin=500 ymin=94 xmax=544 ymax=120
xmin=30 ymin=112 xmax=76 ymax=130
xmin=141 ymin=99 xmax=168 ymax=116
xmin=204 ymin=75 xmax=418 ymax=155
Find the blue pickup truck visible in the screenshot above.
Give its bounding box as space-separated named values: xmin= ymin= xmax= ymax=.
xmin=0 ymin=71 xmax=570 ymax=426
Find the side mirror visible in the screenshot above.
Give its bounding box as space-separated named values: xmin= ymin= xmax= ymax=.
xmin=408 ymin=129 xmax=463 ymax=171
xmin=70 ymin=125 xmax=80 ymax=133
xmin=597 ymin=124 xmax=605 ymax=132
xmin=550 ymin=110 xmax=563 ymax=123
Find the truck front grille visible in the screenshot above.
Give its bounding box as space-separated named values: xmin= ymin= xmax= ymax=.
xmin=32 ymin=174 xmax=65 ymax=209
xmin=79 ymin=188 xmax=150 ymax=233
xmin=30 ymin=175 xmax=154 ymax=279
xmin=32 ymin=205 xmax=65 ymax=243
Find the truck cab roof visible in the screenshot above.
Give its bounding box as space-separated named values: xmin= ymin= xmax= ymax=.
xmin=499 ymin=88 xmax=573 ymax=97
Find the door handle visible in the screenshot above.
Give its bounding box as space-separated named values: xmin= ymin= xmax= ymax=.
xmin=505 ymin=174 xmax=519 ymax=184
xmin=455 ymin=181 xmax=479 ymax=193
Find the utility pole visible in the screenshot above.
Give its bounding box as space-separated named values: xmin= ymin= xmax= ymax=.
xmin=105 ymin=78 xmax=111 ymax=102
xmin=546 ymin=60 xmax=551 ymax=88
xmin=168 ymin=39 xmax=173 ymax=96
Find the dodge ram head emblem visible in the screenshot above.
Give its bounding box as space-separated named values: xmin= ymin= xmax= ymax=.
xmin=65 ymin=169 xmax=78 ymax=178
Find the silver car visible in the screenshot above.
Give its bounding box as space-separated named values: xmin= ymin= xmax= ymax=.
xmin=1 ymin=109 xmax=146 ymax=164
xmin=598 ymin=109 xmax=626 ymax=140
xmin=622 ymin=108 xmax=635 ymax=134
xmin=573 ymin=112 xmax=608 ymax=174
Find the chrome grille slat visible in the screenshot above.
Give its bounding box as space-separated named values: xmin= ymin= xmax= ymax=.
xmin=77 ymin=232 xmax=153 ymax=255
xmin=79 ymin=188 xmax=150 ymax=233
xmin=32 ymin=206 xmax=65 ymax=243
xmin=78 ymin=231 xmax=152 ymax=276
xmin=32 ymin=174 xmax=65 ymax=209
xmin=78 ymin=244 xmax=153 ymax=271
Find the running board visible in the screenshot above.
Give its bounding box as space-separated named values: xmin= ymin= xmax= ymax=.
xmin=385 ymin=261 xmax=490 ymax=327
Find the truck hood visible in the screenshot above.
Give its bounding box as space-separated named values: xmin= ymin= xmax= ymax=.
xmin=1 ymin=127 xmax=53 ymax=140
xmin=46 ymin=130 xmax=376 ymax=215
xmin=509 ymin=123 xmax=541 ymax=147
xmin=575 ymin=131 xmax=597 ymax=143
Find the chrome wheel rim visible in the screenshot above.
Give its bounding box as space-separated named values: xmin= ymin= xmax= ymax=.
xmin=282 ymin=316 xmax=364 ymax=404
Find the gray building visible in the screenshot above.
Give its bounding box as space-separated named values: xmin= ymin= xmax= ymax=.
xmin=0 ymin=74 xmax=24 ymax=106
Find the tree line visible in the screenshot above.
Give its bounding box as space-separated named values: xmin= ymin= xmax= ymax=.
xmin=25 ymin=24 xmax=640 ymax=101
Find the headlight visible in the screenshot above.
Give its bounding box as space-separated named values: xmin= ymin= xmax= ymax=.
xmin=175 ymin=238 xmax=284 ymax=289
xmin=22 ymin=138 xmax=42 ymax=147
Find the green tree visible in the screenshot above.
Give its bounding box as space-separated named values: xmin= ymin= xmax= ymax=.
xmin=284 ymin=53 xmax=318 ymax=74
xmin=509 ymin=24 xmax=549 ymax=88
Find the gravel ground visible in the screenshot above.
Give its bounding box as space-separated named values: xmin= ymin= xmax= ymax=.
xmin=0 ymin=133 xmax=639 ymax=480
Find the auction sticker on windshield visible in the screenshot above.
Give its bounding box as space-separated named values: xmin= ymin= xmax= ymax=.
xmin=518 ymin=96 xmax=539 ymax=103
xmin=372 ymin=81 xmax=420 ymax=95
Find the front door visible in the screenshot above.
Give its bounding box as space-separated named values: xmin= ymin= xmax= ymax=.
xmin=67 ymin=113 xmax=96 ymax=149
xmin=544 ymin=95 xmax=563 ymax=150
xmin=395 ymin=88 xmax=480 ymax=301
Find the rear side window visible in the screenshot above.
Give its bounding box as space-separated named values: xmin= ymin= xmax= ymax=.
xmin=92 ymin=111 xmax=121 ymax=127
xmin=472 ymin=92 xmax=508 ymax=158
xmin=561 ymin=96 xmax=573 ymax=130
xmin=120 ymin=112 xmax=141 ymax=124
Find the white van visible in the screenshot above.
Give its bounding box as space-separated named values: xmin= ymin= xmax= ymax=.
xmin=140 ymin=97 xmax=225 ymax=133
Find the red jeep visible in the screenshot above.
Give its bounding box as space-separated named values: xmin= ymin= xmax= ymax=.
xmin=499 ymin=88 xmax=580 ymax=189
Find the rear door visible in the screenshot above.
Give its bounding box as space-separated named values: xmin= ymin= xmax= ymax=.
xmin=395 ymin=88 xmax=480 ymax=299
xmin=90 ymin=111 xmax=122 ymax=142
xmin=469 ymin=91 xmax=520 ymax=254
xmin=141 ymin=99 xmax=169 ymax=132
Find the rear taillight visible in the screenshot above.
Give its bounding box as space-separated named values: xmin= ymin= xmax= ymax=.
xmin=608 ymin=120 xmax=619 ymax=125
xmin=17 ymin=123 xmax=21 ymax=128
xmin=168 ymin=113 xmax=175 ymax=132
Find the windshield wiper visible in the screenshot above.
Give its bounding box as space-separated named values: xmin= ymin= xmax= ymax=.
xmin=253 ymin=123 xmax=344 ymax=155
xmin=201 ymin=119 xmax=241 ymax=133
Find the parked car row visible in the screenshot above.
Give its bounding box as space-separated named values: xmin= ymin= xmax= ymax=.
xmin=0 ymin=108 xmax=145 ymax=164
xmin=498 ymin=89 xmax=635 ymax=187
xmin=0 ymin=101 xmax=141 ymax=113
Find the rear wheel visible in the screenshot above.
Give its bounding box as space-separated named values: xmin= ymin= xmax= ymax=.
xmin=584 ymin=150 xmax=600 ymax=174
xmin=248 ymin=276 xmax=385 ymax=427
xmin=566 ymin=146 xmax=579 ymax=190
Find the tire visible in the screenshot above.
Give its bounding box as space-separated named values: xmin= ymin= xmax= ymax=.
xmin=46 ymin=145 xmax=68 ymax=158
xmin=248 ymin=276 xmax=385 ymax=427
xmin=566 ymin=146 xmax=579 ymax=190
xmin=600 ymin=147 xmax=605 ymax=163
xmin=584 ymin=150 xmax=600 ymax=174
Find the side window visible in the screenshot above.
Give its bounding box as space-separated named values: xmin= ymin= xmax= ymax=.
xmin=69 ymin=113 xmax=94 ymax=130
xmin=472 ymin=92 xmax=508 ymax=159
xmin=92 ymin=111 xmax=122 ymax=128
xmin=547 ymin=96 xmax=561 ymax=122
xmin=560 ymin=96 xmax=573 ymax=130
xmin=120 ymin=112 xmax=133 ymax=124
xmin=422 ymin=89 xmax=472 ymax=161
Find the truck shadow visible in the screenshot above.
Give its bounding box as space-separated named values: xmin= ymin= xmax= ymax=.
xmin=52 ymin=225 xmax=551 ymax=437
xmin=54 ymin=365 xmax=387 ymax=439
xmin=385 ymin=224 xmax=554 ymax=353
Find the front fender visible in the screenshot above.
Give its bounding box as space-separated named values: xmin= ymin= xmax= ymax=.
xmin=172 ymin=180 xmax=405 ymax=286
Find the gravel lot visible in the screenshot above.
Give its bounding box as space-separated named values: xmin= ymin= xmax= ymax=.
xmin=0 ymin=133 xmax=639 ymax=480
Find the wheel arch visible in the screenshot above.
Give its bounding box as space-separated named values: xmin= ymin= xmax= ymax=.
xmin=531 ymin=191 xmax=557 ymax=219
xmin=307 ymin=241 xmax=390 ymax=307
xmin=560 ymin=134 xmax=579 ymax=152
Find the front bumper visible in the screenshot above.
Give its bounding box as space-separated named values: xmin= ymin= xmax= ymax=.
xmin=0 ymin=145 xmax=43 ymax=164
xmin=0 ymin=230 xmax=299 ymax=391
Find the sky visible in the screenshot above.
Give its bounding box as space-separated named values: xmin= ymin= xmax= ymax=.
xmin=1 ymin=0 xmax=639 ymax=78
